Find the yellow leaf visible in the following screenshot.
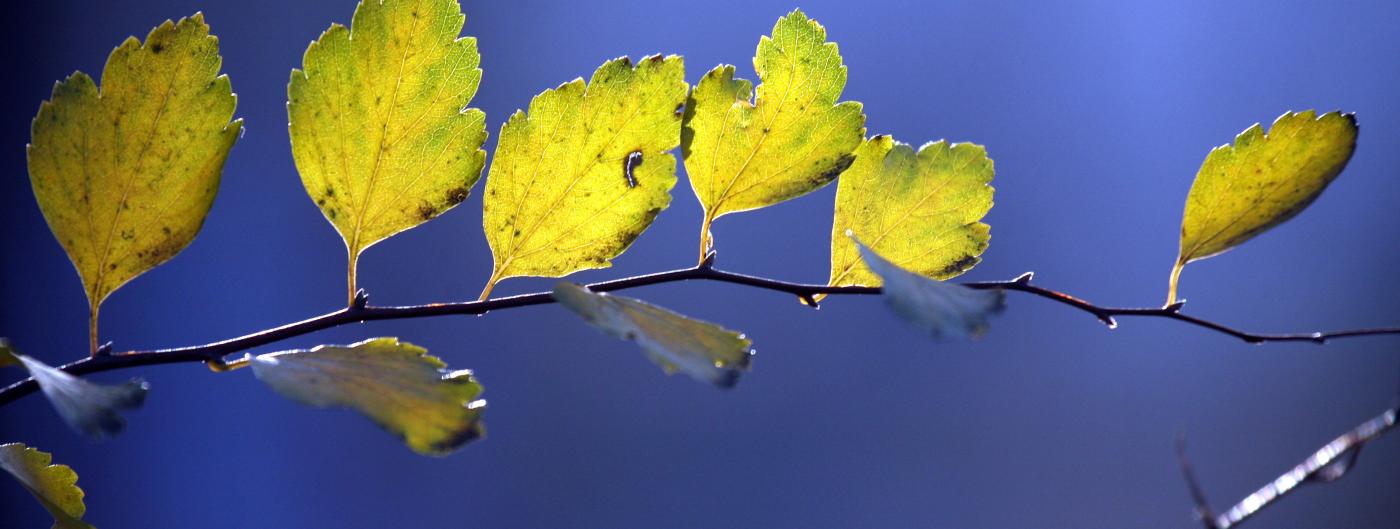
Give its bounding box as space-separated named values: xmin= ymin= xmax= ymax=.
xmin=830 ymin=136 xmax=994 ymax=291
xmin=26 ymin=13 xmax=241 ymax=353
xmin=480 ymin=55 xmax=687 ymax=298
xmin=683 ymin=9 xmax=866 ymax=261
xmin=1168 ymin=110 xmax=1358 ymax=304
xmin=553 ymin=283 xmax=754 ymax=388
xmin=250 ymin=337 xmax=486 ymax=456
xmin=0 ymin=443 xmax=94 ymax=529
xmin=289 ymin=0 xmax=488 ymax=303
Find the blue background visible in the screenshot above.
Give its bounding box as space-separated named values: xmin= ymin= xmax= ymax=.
xmin=3 ymin=1 xmax=1399 ymax=527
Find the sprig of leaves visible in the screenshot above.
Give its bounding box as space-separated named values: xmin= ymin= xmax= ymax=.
xmin=9 ymin=3 xmax=1388 ymax=525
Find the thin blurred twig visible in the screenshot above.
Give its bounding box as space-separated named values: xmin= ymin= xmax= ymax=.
xmin=1177 ymin=405 xmax=1399 ymax=528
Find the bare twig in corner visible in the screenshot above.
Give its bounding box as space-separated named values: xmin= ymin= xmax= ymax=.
xmin=1177 ymin=405 xmax=1399 ymax=528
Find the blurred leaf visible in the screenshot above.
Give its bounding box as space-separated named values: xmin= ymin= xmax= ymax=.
xmin=250 ymin=337 xmax=486 ymax=456
xmin=553 ymin=282 xmax=753 ymax=387
xmin=1168 ymin=110 xmax=1357 ymax=304
xmin=26 ymin=13 xmax=241 ymax=351
xmin=0 ymin=443 xmax=93 ymax=529
xmin=289 ymin=0 xmax=488 ymax=301
xmin=857 ymin=240 xmax=1005 ymax=339
xmin=830 ymin=136 xmax=994 ymax=292
xmin=683 ymin=9 xmax=865 ymax=259
xmin=480 ymin=55 xmax=686 ymax=297
xmin=0 ymin=338 xmax=17 ymax=368
xmin=14 ymin=353 xmax=147 ymax=438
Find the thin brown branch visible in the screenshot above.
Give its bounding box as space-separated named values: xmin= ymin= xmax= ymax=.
xmin=1176 ymin=405 xmax=1399 ymax=528
xmin=3 ymin=263 xmax=1400 ymax=407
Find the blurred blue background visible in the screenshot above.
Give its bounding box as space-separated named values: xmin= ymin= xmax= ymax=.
xmin=3 ymin=1 xmax=1399 ymax=527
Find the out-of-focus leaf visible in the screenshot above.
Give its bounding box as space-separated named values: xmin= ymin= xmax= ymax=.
xmin=0 ymin=443 xmax=93 ymax=529
xmin=289 ymin=0 xmax=488 ymax=301
xmin=14 ymin=353 xmax=147 ymax=438
xmin=250 ymin=337 xmax=485 ymax=456
xmin=26 ymin=13 xmax=241 ymax=351
xmin=857 ymin=240 xmax=1004 ymax=339
xmin=830 ymin=136 xmax=994 ymax=291
xmin=480 ymin=55 xmax=687 ymax=297
xmin=1168 ymin=110 xmax=1357 ymax=304
xmin=683 ymin=9 xmax=865 ymax=259
xmin=553 ymin=282 xmax=753 ymax=388
xmin=0 ymin=338 xmax=17 ymax=368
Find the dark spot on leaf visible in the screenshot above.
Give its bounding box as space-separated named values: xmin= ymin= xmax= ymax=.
xmin=622 ymin=150 xmax=643 ymax=188
xmin=818 ymin=153 xmax=857 ymax=183
xmin=418 ymin=204 xmax=437 ymax=221
xmin=151 ymin=43 xmax=163 ymax=54
xmin=937 ymin=254 xmax=980 ymax=277
xmin=445 ymin=186 xmax=469 ymax=205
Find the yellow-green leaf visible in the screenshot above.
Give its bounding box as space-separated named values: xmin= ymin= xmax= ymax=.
xmin=856 ymin=240 xmax=1005 ymax=340
xmin=682 ymin=9 xmax=866 ymax=260
xmin=830 ymin=136 xmax=994 ymax=292
xmin=289 ymin=0 xmax=488 ymax=302
xmin=249 ymin=337 xmax=485 ymax=456
xmin=26 ymin=13 xmax=241 ymax=353
xmin=480 ymin=55 xmax=687 ymax=298
xmin=0 ymin=338 xmax=17 ymax=368
xmin=14 ymin=352 xmax=148 ymax=438
xmin=1168 ymin=110 xmax=1358 ymax=304
xmin=553 ymin=282 xmax=754 ymax=387
xmin=0 ymin=443 xmax=94 ymax=529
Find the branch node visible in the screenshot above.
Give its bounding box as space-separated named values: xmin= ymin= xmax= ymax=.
xmin=1098 ymin=314 xmax=1118 ymax=328
xmin=205 ymin=354 xmax=251 ymax=373
xmin=351 ymin=288 xmax=370 ymax=310
xmin=699 ymin=250 xmax=718 ymax=270
xmin=1013 ymin=271 xmax=1034 ymax=285
xmin=797 ymin=293 xmax=820 ymax=309
xmin=1165 ymin=300 xmax=1187 ymax=313
xmin=94 ymin=341 xmax=113 ymax=357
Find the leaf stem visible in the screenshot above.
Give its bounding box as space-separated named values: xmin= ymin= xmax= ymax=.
xmin=5 ymin=265 xmax=1400 ymax=407
xmin=1167 ymin=258 xmax=1185 ymax=306
xmin=698 ymin=213 xmax=715 ymax=265
xmin=87 ymin=304 xmax=99 ymax=357
xmin=347 ymin=256 xmax=359 ymax=307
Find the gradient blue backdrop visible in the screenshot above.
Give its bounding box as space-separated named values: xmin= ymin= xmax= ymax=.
xmin=3 ymin=1 xmax=1399 ymax=527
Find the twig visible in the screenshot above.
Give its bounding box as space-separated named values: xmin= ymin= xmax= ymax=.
xmin=1176 ymin=405 xmax=1399 ymax=528
xmin=3 ymin=265 xmax=1400 ymax=406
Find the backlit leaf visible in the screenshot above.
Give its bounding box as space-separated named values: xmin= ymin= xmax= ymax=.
xmin=857 ymin=240 xmax=1005 ymax=339
xmin=1168 ymin=110 xmax=1357 ymax=304
xmin=683 ymin=9 xmax=866 ymax=260
xmin=0 ymin=443 xmax=93 ymax=529
xmin=480 ymin=55 xmax=687 ymax=298
xmin=250 ymin=337 xmax=485 ymax=456
xmin=553 ymin=282 xmax=754 ymax=387
xmin=14 ymin=353 xmax=148 ymax=438
xmin=0 ymin=338 xmax=17 ymax=368
xmin=830 ymin=136 xmax=994 ymax=292
xmin=289 ymin=0 xmax=488 ymax=302
xmin=26 ymin=13 xmax=241 ymax=352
